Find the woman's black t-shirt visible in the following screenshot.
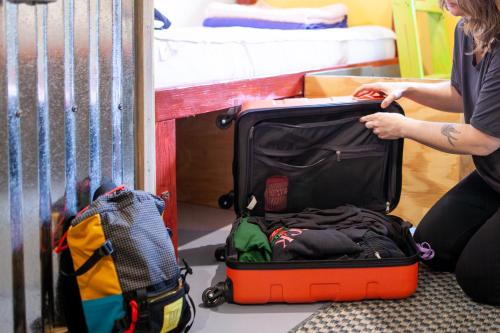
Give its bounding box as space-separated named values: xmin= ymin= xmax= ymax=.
xmin=451 ymin=20 xmax=500 ymax=193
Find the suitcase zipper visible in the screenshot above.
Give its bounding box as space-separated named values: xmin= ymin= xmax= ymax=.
xmin=245 ymin=126 xmax=256 ymax=211
xmin=226 ymin=254 xmax=418 ymax=270
xmin=261 ymin=116 xmax=360 ymax=129
xmin=255 ymin=144 xmax=384 ymax=159
xmin=334 ymin=148 xmax=384 ymax=162
xmin=148 ymin=279 xmax=184 ymax=304
xmin=385 ymin=140 xmax=401 ymax=213
xmin=237 ymin=103 xmax=367 ymax=121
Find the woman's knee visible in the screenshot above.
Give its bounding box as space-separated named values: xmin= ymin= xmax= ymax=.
xmin=455 ymin=253 xmax=500 ymax=306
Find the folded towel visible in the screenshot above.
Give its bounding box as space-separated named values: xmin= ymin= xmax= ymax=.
xmin=203 ymin=17 xmax=348 ymax=30
xmin=204 ymin=2 xmax=348 ymax=25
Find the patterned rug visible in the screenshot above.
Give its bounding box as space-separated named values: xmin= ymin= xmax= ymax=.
xmin=291 ymin=266 xmax=500 ymax=333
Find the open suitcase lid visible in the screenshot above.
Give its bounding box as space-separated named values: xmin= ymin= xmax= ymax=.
xmin=231 ymin=96 xmax=404 ymax=217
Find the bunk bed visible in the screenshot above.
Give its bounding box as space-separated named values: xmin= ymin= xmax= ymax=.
xmin=154 ymin=0 xmax=398 ymax=247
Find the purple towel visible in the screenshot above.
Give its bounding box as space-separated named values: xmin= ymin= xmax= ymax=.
xmin=203 ymin=16 xmax=348 ymax=30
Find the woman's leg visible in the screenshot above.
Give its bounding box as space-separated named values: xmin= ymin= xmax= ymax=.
xmin=414 ymin=171 xmax=500 ymax=271
xmin=455 ymin=208 xmax=500 ymax=305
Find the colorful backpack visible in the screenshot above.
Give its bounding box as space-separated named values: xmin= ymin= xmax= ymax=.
xmin=57 ymin=185 xmax=194 ymax=333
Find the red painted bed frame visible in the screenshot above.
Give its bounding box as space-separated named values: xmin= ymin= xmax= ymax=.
xmin=155 ymin=58 xmax=398 ymax=248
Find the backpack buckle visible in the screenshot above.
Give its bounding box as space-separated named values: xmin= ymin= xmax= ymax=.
xmin=98 ymin=240 xmax=114 ymax=256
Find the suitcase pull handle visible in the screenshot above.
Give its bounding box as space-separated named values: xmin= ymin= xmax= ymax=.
xmin=416 ymin=242 xmax=435 ymax=260
xmin=246 ymin=195 xmax=257 ymax=211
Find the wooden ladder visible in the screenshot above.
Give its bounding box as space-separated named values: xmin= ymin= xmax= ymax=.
xmin=392 ymin=0 xmax=452 ymax=78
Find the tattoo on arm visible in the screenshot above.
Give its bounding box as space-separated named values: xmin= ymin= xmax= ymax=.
xmin=441 ymin=124 xmax=460 ymax=146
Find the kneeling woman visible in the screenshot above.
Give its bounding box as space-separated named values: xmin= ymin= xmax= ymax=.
xmin=353 ymin=0 xmax=500 ymax=305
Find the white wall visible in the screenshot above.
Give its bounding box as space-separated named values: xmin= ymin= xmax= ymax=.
xmin=155 ymin=0 xmax=235 ymax=27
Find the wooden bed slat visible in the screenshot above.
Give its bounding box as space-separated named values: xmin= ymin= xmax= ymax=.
xmin=155 ymin=72 xmax=302 ymax=121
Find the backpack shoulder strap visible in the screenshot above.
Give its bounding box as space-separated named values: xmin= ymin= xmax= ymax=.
xmin=62 ymin=240 xmax=114 ymax=277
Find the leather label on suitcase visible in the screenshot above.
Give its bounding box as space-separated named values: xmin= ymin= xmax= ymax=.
xmin=264 ymin=175 xmax=288 ymax=212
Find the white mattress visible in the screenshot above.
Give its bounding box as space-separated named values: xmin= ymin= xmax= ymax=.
xmin=154 ymin=26 xmax=396 ymax=89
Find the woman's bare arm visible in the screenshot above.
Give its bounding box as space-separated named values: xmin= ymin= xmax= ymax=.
xmin=360 ymin=113 xmax=500 ymax=156
xmin=353 ymin=81 xmax=464 ymax=113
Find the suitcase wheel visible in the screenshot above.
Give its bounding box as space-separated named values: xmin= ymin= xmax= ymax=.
xmin=218 ymin=191 xmax=234 ymax=209
xmin=214 ymin=246 xmax=226 ymax=262
xmin=202 ymin=282 xmax=228 ymax=308
xmin=215 ymin=113 xmax=234 ymax=130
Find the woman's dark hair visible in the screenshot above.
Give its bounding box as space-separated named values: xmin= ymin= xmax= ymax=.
xmin=440 ymin=0 xmax=500 ymax=53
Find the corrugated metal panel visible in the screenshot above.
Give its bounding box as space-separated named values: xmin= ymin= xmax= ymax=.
xmin=112 ymin=0 xmax=123 ymax=185
xmin=36 ymin=4 xmax=54 ymax=329
xmin=121 ymin=0 xmax=135 ymax=188
xmin=5 ymin=3 xmax=26 ymax=332
xmin=63 ymin=0 xmax=77 ymax=216
xmin=88 ymin=0 xmax=101 ymax=198
xmin=99 ymin=0 xmax=115 ymax=184
xmin=0 ymin=0 xmax=136 ymax=331
xmin=0 ymin=0 xmax=14 ymax=330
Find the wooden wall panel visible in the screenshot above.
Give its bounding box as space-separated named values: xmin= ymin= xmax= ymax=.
xmin=305 ymin=75 xmax=466 ymax=225
xmin=176 ymin=111 xmax=234 ymax=207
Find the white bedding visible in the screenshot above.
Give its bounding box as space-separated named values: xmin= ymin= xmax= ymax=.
xmin=154 ymin=26 xmax=396 ymax=89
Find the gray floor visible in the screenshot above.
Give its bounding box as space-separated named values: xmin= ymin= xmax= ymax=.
xmin=177 ymin=203 xmax=325 ymax=333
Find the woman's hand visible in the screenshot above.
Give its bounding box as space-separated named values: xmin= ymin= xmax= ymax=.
xmin=360 ymin=112 xmax=411 ymax=140
xmin=353 ymin=82 xmax=412 ymax=109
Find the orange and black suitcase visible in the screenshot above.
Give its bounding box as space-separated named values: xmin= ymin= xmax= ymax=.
xmin=203 ymin=97 xmax=419 ymax=307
